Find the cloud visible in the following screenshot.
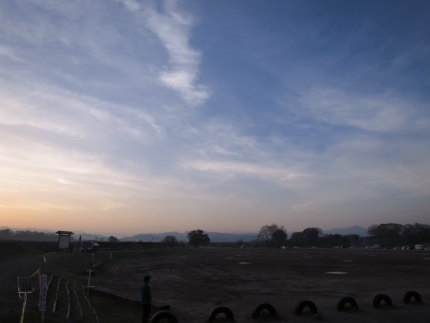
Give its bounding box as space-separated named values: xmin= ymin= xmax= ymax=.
xmin=0 ymin=45 xmax=23 ymax=61
xmin=122 ymin=0 xmax=209 ymax=106
xmin=297 ymin=87 xmax=420 ymax=132
xmin=183 ymin=160 xmax=308 ymax=185
xmin=0 ymin=77 xmax=164 ymax=144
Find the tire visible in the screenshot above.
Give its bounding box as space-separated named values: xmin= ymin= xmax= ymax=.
xmin=337 ymin=297 xmax=358 ymax=311
xmin=150 ymin=310 xmax=178 ymax=323
xmin=372 ymin=294 xmax=392 ymax=308
xmin=404 ymin=291 xmax=422 ymax=304
xmin=294 ymin=300 xmax=318 ymax=316
xmin=208 ymin=306 xmax=235 ymax=322
xmin=251 ymin=303 xmax=278 ymax=319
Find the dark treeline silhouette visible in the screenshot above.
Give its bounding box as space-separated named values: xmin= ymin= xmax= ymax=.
xmin=367 ymin=223 xmax=430 ymax=248
xmin=258 ymin=223 xmax=430 ymax=249
xmin=0 ymin=228 xmax=58 ymax=241
xmin=3 ymin=223 xmax=430 ymax=248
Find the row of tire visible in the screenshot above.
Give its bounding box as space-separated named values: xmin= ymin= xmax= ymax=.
xmin=149 ymin=290 xmax=424 ymax=323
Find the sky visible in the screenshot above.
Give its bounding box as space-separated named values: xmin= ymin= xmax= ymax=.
xmin=1 ymin=0 xmax=429 ymax=237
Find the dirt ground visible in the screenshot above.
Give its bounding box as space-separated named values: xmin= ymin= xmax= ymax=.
xmin=96 ymin=247 xmax=430 ymax=323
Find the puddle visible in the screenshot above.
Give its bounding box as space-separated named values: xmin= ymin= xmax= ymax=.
xmin=238 ymin=262 xmax=251 ymax=265
xmin=326 ymin=271 xmax=348 ymax=275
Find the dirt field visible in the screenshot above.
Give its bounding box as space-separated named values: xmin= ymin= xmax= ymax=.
xmin=2 ymin=244 xmax=430 ymax=322
xmin=95 ymin=247 xmax=430 ymax=323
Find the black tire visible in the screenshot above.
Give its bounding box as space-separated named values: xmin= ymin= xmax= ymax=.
xmin=404 ymin=291 xmax=422 ymax=304
xmin=150 ymin=310 xmax=178 ymax=323
xmin=294 ymin=300 xmax=318 ymax=316
xmin=337 ymin=296 xmax=359 ymax=311
xmin=372 ymin=294 xmax=392 ymax=308
xmin=251 ymin=303 xmax=278 ymax=319
xmin=208 ymin=306 xmax=235 ymax=322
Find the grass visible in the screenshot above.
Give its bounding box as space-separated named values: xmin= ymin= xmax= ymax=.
xmin=0 ymin=240 xmax=57 ymax=261
xmin=90 ymin=294 xmax=142 ymax=322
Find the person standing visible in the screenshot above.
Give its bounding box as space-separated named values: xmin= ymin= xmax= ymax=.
xmin=141 ymin=275 xmax=152 ymax=323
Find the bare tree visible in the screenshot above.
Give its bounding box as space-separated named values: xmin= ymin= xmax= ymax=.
xmin=258 ymin=224 xmax=287 ymax=247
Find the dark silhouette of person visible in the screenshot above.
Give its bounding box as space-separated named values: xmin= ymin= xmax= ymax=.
xmin=141 ymin=275 xmax=152 ymax=323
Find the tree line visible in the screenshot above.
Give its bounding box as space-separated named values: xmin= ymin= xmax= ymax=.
xmin=257 ymin=223 xmax=430 ymax=249
xmin=367 ymin=223 xmax=430 ymax=248
xmin=3 ymin=223 xmax=430 ymax=248
xmin=0 ymin=228 xmax=58 ymax=241
xmin=257 ymin=224 xmax=356 ymax=248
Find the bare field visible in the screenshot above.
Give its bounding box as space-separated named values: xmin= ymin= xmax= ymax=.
xmin=96 ymin=247 xmax=430 ymax=322
xmin=2 ymin=245 xmax=430 ymax=322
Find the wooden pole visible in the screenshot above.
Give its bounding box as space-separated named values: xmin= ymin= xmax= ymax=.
xmin=19 ymin=294 xmax=27 ymax=323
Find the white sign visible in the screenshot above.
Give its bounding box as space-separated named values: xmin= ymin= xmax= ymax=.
xmin=39 ymin=274 xmax=48 ymax=312
xmin=59 ymin=235 xmax=70 ymax=249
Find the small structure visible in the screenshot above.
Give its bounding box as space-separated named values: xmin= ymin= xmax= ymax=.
xmin=56 ymin=231 xmax=74 ymax=250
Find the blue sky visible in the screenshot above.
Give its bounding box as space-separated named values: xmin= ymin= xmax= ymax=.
xmin=1 ymin=0 xmax=429 ymax=236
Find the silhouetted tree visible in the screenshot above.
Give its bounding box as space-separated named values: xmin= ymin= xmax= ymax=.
xmin=345 ymin=234 xmax=361 ymax=248
xmin=0 ymin=229 xmax=57 ymax=241
xmin=320 ymin=234 xmax=345 ymax=248
xmin=288 ymin=228 xmax=322 ymax=247
xmin=0 ymin=229 xmax=14 ymax=240
xmin=258 ymin=224 xmax=287 ymax=247
xmin=368 ymin=223 xmax=403 ymax=247
xmin=301 ymin=227 xmax=322 ymax=247
xmin=187 ymin=229 xmax=210 ymax=248
xmin=108 ymin=236 xmax=119 ymax=243
xmin=290 ymin=231 xmax=303 ymax=247
xmin=162 ymin=235 xmax=178 ymax=246
xmin=272 ymin=228 xmax=288 ymax=247
xmin=402 ymin=223 xmax=430 ymax=246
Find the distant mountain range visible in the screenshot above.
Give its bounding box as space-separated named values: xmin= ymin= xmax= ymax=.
xmin=1 ymin=225 xmax=368 ymax=242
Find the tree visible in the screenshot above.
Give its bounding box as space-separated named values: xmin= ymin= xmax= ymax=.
xmin=402 ymin=223 xmax=430 ymax=246
xmin=0 ymin=229 xmax=13 ymax=240
xmin=319 ymin=234 xmax=344 ymax=248
xmin=345 ymin=234 xmax=361 ymax=248
xmin=272 ymin=228 xmax=288 ymax=248
xmin=162 ymin=235 xmax=178 ymax=246
xmin=289 ymin=228 xmax=322 ymax=247
xmin=290 ymin=231 xmax=303 ymax=247
xmin=187 ymin=229 xmax=210 ymax=248
xmin=108 ymin=236 xmax=119 ymax=243
xmin=258 ymin=224 xmax=278 ymax=246
xmin=258 ymin=224 xmax=287 ymax=247
xmin=368 ymin=223 xmax=403 ymax=247
xmin=301 ymin=227 xmax=322 ymax=247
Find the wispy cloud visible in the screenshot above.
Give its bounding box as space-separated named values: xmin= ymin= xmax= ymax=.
xmin=0 ymin=45 xmax=23 ymax=62
xmin=122 ymin=0 xmax=209 ymax=106
xmin=297 ymin=87 xmax=426 ymax=132
xmin=184 ymin=160 xmax=307 ymax=183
